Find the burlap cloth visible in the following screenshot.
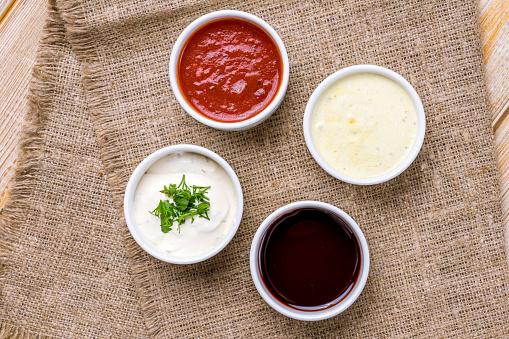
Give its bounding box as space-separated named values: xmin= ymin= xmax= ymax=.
xmin=1 ymin=0 xmax=508 ymax=337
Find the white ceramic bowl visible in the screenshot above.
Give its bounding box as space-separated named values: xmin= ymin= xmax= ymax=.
xmin=303 ymin=65 xmax=426 ymax=185
xmin=169 ymin=10 xmax=289 ymax=131
xmin=250 ymin=201 xmax=369 ymax=321
xmin=124 ymin=145 xmax=243 ymax=264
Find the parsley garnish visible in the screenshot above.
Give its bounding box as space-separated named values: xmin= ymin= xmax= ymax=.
xmin=150 ymin=175 xmax=210 ymax=233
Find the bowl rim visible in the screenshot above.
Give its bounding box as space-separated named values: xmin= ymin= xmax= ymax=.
xmin=124 ymin=144 xmax=244 ymax=264
xmin=249 ymin=200 xmax=370 ymax=321
xmin=303 ymin=64 xmax=426 ymax=185
xmin=169 ymin=10 xmax=290 ymax=131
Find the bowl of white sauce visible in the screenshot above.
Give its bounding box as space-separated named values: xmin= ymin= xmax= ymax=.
xmin=124 ymin=145 xmax=243 ymax=264
xmin=303 ymin=65 xmax=426 ymax=185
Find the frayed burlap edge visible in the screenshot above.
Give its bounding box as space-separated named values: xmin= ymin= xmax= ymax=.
xmin=56 ymin=1 xmax=162 ymax=336
xmin=0 ymin=1 xmax=67 ymax=338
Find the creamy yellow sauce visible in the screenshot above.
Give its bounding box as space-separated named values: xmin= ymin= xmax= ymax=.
xmin=133 ymin=152 xmax=237 ymax=258
xmin=311 ymin=73 xmax=418 ymax=178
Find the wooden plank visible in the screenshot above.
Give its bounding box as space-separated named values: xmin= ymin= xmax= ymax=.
xmin=479 ymin=0 xmax=509 ymax=125
xmin=0 ymin=0 xmax=47 ymax=210
xmin=478 ymin=0 xmax=509 ymax=254
xmin=0 ymin=0 xmax=17 ymax=24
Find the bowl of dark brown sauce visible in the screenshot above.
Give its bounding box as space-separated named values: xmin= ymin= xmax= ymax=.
xmin=250 ymin=201 xmax=369 ymax=321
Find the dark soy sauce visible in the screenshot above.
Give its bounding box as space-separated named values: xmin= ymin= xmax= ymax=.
xmin=259 ymin=208 xmax=360 ymax=310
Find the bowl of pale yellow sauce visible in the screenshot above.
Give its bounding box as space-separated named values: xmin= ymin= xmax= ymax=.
xmin=303 ymin=65 xmax=425 ymax=185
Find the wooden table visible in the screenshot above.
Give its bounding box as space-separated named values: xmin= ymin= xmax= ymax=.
xmin=1 ymin=0 xmax=508 ymax=249
xmin=0 ymin=0 xmax=47 ymax=208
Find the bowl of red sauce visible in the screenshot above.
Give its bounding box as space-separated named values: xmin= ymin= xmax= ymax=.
xmin=169 ymin=10 xmax=289 ymax=130
xmin=250 ymin=201 xmax=370 ymax=321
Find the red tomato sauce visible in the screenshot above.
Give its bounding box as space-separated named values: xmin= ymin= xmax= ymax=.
xmin=178 ymin=18 xmax=283 ymax=122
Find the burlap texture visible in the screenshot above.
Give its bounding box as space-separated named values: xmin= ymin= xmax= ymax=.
xmin=1 ymin=0 xmax=508 ymax=337
xmin=0 ymin=3 xmax=148 ymax=338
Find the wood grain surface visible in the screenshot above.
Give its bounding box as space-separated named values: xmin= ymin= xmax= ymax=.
xmin=0 ymin=0 xmax=508 ymax=258
xmin=479 ymin=0 xmax=509 ymax=254
xmin=0 ymin=0 xmax=47 ymax=210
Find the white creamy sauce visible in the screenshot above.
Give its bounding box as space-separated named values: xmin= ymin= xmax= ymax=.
xmin=133 ymin=152 xmax=237 ymax=257
xmin=311 ymin=73 xmax=418 ymax=178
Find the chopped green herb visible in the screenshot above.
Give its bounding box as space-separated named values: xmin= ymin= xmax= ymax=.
xmin=150 ymin=175 xmax=210 ymax=233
